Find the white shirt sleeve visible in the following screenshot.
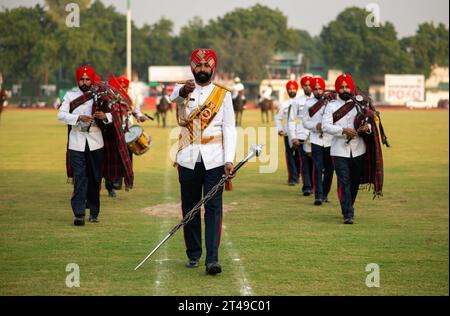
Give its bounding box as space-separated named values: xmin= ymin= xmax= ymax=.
xmin=295 ymin=104 xmax=309 ymax=140
xmin=287 ymin=103 xmax=298 ymax=141
xmin=302 ymin=101 xmax=317 ymax=132
xmin=170 ymin=84 xmax=186 ymax=104
xmin=57 ymin=93 xmax=79 ymax=126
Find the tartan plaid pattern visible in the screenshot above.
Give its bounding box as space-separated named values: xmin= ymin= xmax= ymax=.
xmin=101 ymin=108 xmax=134 ymax=189
xmin=308 ymin=99 xmax=326 ymax=117
xmin=356 ymin=110 xmax=384 ymax=197
xmin=332 ymin=101 xmax=355 ymax=123
xmin=332 ymin=100 xmax=384 ymax=197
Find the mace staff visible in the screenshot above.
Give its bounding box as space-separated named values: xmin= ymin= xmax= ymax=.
xmin=134 ymin=144 xmax=263 ymax=271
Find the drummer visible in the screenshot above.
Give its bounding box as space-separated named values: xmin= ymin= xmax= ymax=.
xmin=103 ymin=75 xmax=136 ymax=197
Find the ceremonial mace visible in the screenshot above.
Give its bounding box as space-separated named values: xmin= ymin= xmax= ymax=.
xmin=134 ymin=144 xmax=263 ymax=270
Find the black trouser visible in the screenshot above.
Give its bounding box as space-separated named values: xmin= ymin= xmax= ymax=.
xmin=178 ymin=159 xmax=224 ymax=265
xmin=299 ymin=145 xmax=313 ymax=193
xmin=69 ymin=143 xmax=104 ymax=218
xmin=283 ymin=136 xmax=300 ymax=183
xmin=311 ymin=144 xmax=334 ymax=200
xmin=333 ymin=154 xmax=364 ymax=219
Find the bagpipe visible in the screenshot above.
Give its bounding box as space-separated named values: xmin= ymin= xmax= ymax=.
xmin=342 ymin=88 xmax=390 ymax=147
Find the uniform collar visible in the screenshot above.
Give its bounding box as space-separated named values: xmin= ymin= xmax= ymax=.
xmin=195 ymin=82 xmax=214 ymax=90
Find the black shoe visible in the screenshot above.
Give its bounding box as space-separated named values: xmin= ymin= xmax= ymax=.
xmin=74 ymin=216 xmax=85 ymax=226
xmin=108 ymin=189 xmax=116 ymax=198
xmin=343 ymin=217 xmax=354 ymax=224
xmin=288 ymin=181 xmax=296 ymax=186
xmin=303 ymin=191 xmax=312 ymax=196
xmin=323 ymin=197 xmax=330 ymax=203
xmin=314 ymin=199 xmax=322 ymax=206
xmin=185 ymin=259 xmax=199 ymax=268
xmin=89 ymin=217 xmax=99 ymax=223
xmin=205 ymin=262 xmax=222 ymax=275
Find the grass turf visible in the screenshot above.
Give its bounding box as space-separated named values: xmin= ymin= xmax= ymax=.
xmin=0 ymin=108 xmax=448 ymax=295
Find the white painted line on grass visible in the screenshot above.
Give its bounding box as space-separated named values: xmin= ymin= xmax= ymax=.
xmin=153 ymin=136 xmax=175 ymax=294
xmin=222 ymin=224 xmax=255 ymax=296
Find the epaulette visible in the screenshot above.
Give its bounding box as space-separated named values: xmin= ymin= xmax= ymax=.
xmin=213 ymin=83 xmax=231 ymax=92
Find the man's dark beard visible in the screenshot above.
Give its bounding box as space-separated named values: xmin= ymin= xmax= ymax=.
xmin=79 ymin=84 xmax=90 ymax=92
xmin=339 ymin=92 xmax=352 ymax=101
xmin=194 ymin=71 xmax=212 ymax=84
xmin=314 ymin=92 xmax=324 ymax=100
xmin=288 ymin=92 xmax=297 ymax=98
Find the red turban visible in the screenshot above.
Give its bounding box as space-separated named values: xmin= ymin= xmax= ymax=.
xmin=117 ymin=75 xmax=130 ymax=89
xmin=190 ymin=49 xmax=217 ymax=73
xmin=335 ymin=73 xmax=355 ymax=92
xmin=300 ymin=76 xmax=313 ymax=87
xmin=108 ymin=74 xmax=131 ymax=103
xmin=286 ymin=80 xmax=299 ymax=92
xmin=311 ymin=77 xmax=326 ymax=91
xmin=76 ymin=65 xmax=95 ymax=82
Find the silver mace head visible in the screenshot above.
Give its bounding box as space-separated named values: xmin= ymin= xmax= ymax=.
xmin=245 ymin=144 xmax=263 ymax=161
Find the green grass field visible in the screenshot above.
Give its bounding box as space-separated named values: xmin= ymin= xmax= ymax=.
xmin=0 ymin=108 xmax=448 ymax=296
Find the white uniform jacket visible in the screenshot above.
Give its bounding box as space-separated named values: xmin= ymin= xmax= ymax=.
xmin=275 ymin=98 xmax=296 ymax=135
xmin=302 ymin=97 xmax=333 ymax=148
xmin=57 ymin=87 xmax=112 ymax=152
xmin=287 ymin=94 xmax=313 ymax=148
xmin=170 ymin=82 xmax=237 ymax=170
xmin=322 ymin=98 xmax=369 ymax=158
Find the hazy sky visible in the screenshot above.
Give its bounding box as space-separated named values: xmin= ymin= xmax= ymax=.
xmin=1 ymin=0 xmax=448 ymax=37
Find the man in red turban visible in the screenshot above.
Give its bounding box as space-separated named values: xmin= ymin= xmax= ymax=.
xmin=322 ymin=73 xmax=373 ymax=224
xmin=57 ymin=65 xmax=112 ymax=226
xmin=117 ymin=75 xmax=130 ymax=90
xmin=288 ymin=75 xmax=314 ymax=196
xmin=302 ymin=77 xmax=335 ymax=206
xmin=169 ymin=48 xmax=236 ymax=275
xmin=334 ymin=73 xmax=355 ymax=100
xmin=275 ymin=80 xmax=301 ymax=186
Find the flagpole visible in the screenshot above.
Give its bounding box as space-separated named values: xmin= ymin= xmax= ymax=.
xmin=126 ymin=0 xmax=132 ymax=79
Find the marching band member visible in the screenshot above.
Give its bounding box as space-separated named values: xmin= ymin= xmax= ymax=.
xmin=103 ymin=75 xmax=135 ymax=198
xmin=170 ymin=48 xmax=237 ymax=275
xmin=288 ymin=76 xmax=314 ymax=196
xmin=57 ymin=65 xmax=112 ymax=226
xmin=275 ymin=80 xmax=301 ymax=186
xmin=322 ymin=74 xmax=373 ymax=224
xmin=302 ymin=77 xmax=335 ymax=205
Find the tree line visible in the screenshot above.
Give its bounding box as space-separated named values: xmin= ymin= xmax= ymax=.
xmin=0 ymin=0 xmax=448 ymax=91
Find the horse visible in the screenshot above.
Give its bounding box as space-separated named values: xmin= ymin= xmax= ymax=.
xmin=232 ymin=91 xmax=246 ymax=126
xmin=155 ymin=94 xmax=172 ymax=128
xmin=0 ymin=88 xmax=8 ymax=122
xmin=259 ymin=98 xmax=275 ymax=124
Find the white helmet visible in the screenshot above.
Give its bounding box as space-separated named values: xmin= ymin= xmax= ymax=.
xmin=234 ymin=77 xmax=241 ymax=83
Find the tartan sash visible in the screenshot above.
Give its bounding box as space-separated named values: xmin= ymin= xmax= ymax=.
xmin=332 ymin=101 xmax=355 ymax=123
xmin=308 ymin=99 xmax=325 ymax=117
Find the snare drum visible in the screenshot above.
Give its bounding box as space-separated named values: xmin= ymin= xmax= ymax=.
xmin=125 ymin=125 xmax=152 ymax=155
